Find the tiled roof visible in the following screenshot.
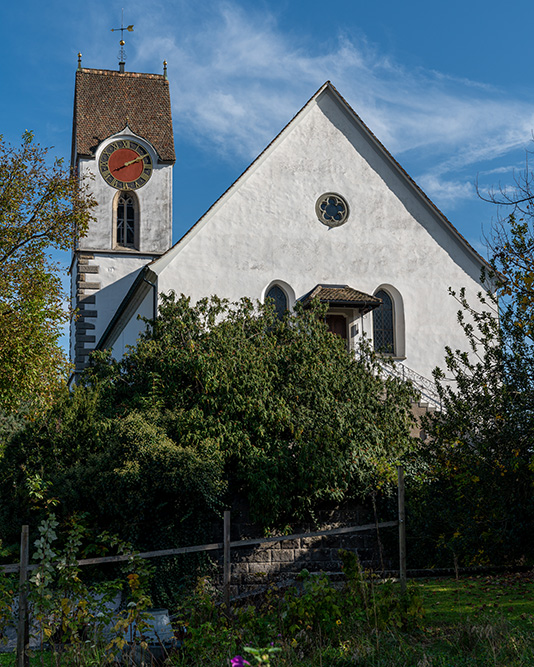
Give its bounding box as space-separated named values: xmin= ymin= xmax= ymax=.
xmin=301 ymin=285 xmax=382 ymax=311
xmin=73 ymin=68 xmax=175 ymax=162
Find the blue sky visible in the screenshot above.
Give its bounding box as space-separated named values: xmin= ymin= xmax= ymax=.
xmin=3 ymin=0 xmax=534 ymax=275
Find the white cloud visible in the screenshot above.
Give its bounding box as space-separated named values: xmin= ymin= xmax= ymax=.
xmin=478 ymin=164 xmax=526 ymax=177
xmin=126 ymin=1 xmax=534 ymax=199
xmin=417 ymin=174 xmax=475 ymax=209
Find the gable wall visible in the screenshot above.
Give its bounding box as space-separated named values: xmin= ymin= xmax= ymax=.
xmin=155 ymin=91 xmax=484 ymax=380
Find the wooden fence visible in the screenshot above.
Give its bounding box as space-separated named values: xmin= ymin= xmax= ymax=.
xmin=3 ymin=467 xmax=406 ymax=666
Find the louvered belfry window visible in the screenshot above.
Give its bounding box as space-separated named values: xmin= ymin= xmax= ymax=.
xmin=373 ymin=290 xmax=395 ymax=354
xmin=116 ymin=192 xmax=136 ymax=247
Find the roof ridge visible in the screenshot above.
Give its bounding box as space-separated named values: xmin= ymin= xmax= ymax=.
xmin=78 ymin=68 xmax=166 ymax=80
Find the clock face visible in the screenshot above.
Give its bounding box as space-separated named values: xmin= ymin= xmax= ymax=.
xmin=99 ymin=139 xmax=153 ymax=190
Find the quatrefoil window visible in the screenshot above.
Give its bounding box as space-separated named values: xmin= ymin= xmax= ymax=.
xmin=315 ymin=193 xmax=349 ymax=227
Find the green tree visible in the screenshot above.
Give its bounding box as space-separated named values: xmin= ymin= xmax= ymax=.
xmin=409 ymin=205 xmax=534 ymax=567
xmin=86 ymin=293 xmax=418 ymax=526
xmin=0 ymin=131 xmax=95 ymax=412
xmin=0 ymin=294 xmax=418 ymax=549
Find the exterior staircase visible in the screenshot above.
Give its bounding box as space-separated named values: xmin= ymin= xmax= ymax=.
xmin=377 ymin=360 xmax=442 ymax=440
xmin=378 ymin=360 xmax=442 ymax=411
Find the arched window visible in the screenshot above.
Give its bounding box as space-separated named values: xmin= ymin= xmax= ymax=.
xmin=373 ymin=289 xmax=395 ymax=354
xmin=114 ymin=191 xmax=138 ymax=248
xmin=266 ymin=285 xmax=288 ymax=319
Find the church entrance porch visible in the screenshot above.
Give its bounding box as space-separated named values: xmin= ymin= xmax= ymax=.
xmin=300 ymin=284 xmax=381 ymax=348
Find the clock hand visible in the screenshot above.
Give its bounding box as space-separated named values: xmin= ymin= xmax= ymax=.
xmin=115 ymin=154 xmax=146 ymax=171
xmin=123 ymin=154 xmax=146 ymax=167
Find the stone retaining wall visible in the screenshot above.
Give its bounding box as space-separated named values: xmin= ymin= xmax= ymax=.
xmin=218 ymin=501 xmax=396 ymax=597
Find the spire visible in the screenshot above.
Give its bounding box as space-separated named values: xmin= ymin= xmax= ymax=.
xmin=111 ymin=9 xmax=134 ymax=73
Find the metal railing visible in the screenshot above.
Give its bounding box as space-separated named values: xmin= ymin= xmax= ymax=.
xmin=378 ymin=360 xmax=442 ymax=411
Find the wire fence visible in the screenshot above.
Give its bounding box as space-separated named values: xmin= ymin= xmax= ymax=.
xmin=2 ymin=468 xmax=406 ymax=666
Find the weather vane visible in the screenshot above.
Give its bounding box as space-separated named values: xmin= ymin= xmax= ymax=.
xmin=111 ymin=9 xmax=134 ymax=70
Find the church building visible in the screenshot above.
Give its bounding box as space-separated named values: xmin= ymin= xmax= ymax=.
xmin=70 ymin=59 xmax=489 ymax=403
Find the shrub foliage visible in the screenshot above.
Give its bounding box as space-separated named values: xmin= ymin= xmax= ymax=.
xmin=408 ymin=210 xmax=534 ymax=567
xmin=0 ymin=294 xmax=416 ymax=565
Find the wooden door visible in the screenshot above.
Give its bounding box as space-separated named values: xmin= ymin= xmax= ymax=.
xmin=326 ymin=314 xmax=347 ymax=339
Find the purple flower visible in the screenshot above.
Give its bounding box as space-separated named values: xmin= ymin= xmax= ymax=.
xmin=231 ymin=656 xmax=251 ymax=667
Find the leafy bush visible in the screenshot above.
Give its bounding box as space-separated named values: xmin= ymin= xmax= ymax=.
xmin=173 ymin=554 xmax=424 ymax=666
xmin=405 ymin=281 xmax=534 ymax=568
xmin=0 ymin=294 xmax=417 ymax=604
xmin=0 ymin=513 xmax=158 ymax=666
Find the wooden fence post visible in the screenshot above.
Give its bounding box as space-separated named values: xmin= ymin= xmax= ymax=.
xmin=17 ymin=525 xmax=29 ymax=667
xmin=397 ymin=466 xmax=407 ymax=595
xmin=223 ymin=511 xmax=231 ymax=611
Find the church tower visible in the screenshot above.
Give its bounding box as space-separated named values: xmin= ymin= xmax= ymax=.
xmin=70 ymin=56 xmax=175 ymax=374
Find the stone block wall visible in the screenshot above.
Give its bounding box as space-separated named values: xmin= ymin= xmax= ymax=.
xmin=217 ymin=500 xmax=396 ymax=597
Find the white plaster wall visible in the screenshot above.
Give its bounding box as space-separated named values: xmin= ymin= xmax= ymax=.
xmin=78 ymin=132 xmax=172 ymax=254
xmin=72 ymin=129 xmax=173 ymax=359
xmin=110 ymin=291 xmax=154 ymax=360
xmin=155 ymin=90 xmax=485 ymax=381
xmin=87 ymin=254 xmax=151 ymax=344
